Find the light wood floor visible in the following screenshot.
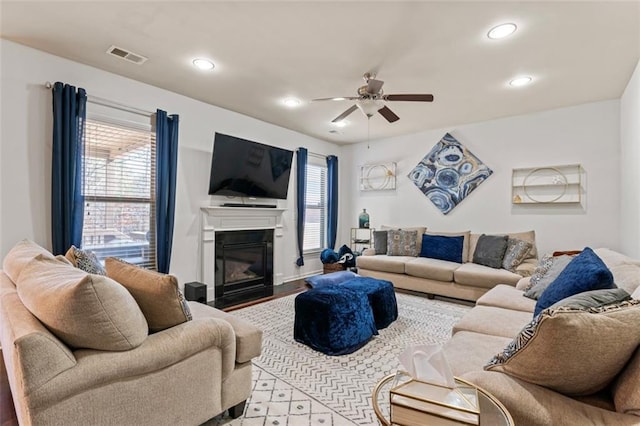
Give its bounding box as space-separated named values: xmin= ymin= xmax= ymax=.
xmin=0 ymin=279 xmax=308 ymax=425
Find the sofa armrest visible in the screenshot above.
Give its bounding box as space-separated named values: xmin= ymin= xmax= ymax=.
xmin=32 ymin=317 xmax=236 ymax=405
xmin=361 ymin=248 xmax=376 ymax=256
xmin=461 ymin=370 xmax=639 ymax=426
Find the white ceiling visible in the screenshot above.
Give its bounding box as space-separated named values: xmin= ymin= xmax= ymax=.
xmin=2 ymin=1 xmax=639 ymax=144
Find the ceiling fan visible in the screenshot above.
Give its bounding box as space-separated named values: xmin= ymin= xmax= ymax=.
xmin=312 ymin=72 xmax=434 ymax=124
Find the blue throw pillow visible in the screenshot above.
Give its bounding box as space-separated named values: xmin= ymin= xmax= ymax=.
xmin=419 ymin=234 xmax=464 ymax=263
xmin=305 ymin=270 xmax=358 ymax=288
xmin=534 ymin=247 xmax=615 ymax=316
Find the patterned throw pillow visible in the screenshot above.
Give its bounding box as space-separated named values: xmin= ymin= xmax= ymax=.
xmin=65 ymin=245 xmax=106 ymax=275
xmin=523 ymin=253 xmax=555 ymax=292
xmin=386 ymin=230 xmax=418 ymax=256
xmin=105 ymin=257 xmax=192 ymax=332
xmin=523 ymin=255 xmax=573 ymax=300
xmin=373 ymin=230 xmax=388 ymax=255
xmin=502 ymin=238 xmax=532 ymax=272
xmin=486 ymin=299 xmax=640 ymax=396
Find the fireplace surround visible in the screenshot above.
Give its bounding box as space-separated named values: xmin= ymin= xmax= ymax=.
xmin=200 ymin=206 xmax=285 ymax=304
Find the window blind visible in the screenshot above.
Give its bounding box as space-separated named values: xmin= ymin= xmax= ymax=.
xmin=81 ymin=118 xmax=157 ymax=269
xmin=303 ymin=163 xmax=327 ymax=252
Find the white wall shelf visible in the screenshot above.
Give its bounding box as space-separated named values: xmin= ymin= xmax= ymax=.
xmin=512 ymin=164 xmax=583 ymax=204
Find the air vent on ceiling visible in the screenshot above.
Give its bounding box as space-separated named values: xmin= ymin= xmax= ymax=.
xmin=106 ymin=45 xmax=148 ymax=65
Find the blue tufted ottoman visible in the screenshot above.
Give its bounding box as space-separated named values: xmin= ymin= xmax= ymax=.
xmin=338 ymin=277 xmax=398 ymax=329
xmin=294 ymin=286 xmax=377 ymax=356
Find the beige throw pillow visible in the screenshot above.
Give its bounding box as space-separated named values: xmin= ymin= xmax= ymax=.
xmin=2 ymin=239 xmax=56 ymax=284
xmin=17 ymin=255 xmax=148 ymax=351
xmin=613 ymin=347 xmax=640 ymax=416
xmin=105 ymin=257 xmax=192 ymax=332
xmin=485 ymin=300 xmax=640 ymax=395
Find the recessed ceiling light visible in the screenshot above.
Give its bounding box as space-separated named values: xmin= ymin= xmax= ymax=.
xmin=192 ymin=58 xmax=215 ymax=70
xmin=487 ymin=23 xmax=517 ymax=39
xmin=283 ymin=98 xmax=301 ymax=108
xmin=332 ymin=120 xmax=348 ymax=128
xmin=509 ymin=76 xmax=533 ymax=87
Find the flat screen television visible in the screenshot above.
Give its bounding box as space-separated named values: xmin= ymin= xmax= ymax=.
xmin=208 ymin=132 xmax=294 ymax=200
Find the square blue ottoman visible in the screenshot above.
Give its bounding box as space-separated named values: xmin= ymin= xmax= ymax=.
xmin=294 ymin=287 xmax=377 ymax=356
xmin=338 ymin=277 xmax=398 ymax=329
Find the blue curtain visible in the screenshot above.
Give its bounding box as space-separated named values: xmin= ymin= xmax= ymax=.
xmin=326 ymin=155 xmax=339 ymax=249
xmin=51 ymin=82 xmax=87 ymax=255
xmin=155 ymin=110 xmax=180 ymax=273
xmin=296 ymin=148 xmax=308 ymax=266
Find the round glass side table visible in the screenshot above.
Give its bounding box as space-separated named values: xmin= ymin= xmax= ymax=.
xmin=372 ymin=372 xmax=514 ymax=426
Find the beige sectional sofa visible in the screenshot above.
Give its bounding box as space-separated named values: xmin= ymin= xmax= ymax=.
xmin=0 ymin=240 xmax=263 ymax=425
xmin=444 ymin=248 xmax=640 ymax=425
xmin=357 ymin=230 xmax=537 ymax=301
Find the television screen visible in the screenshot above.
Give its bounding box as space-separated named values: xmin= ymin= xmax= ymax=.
xmin=208 ymin=133 xmax=294 ymax=200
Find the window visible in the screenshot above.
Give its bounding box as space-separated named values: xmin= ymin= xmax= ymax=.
xmin=81 ymin=116 xmax=156 ymax=269
xmin=303 ymin=162 xmax=327 ymax=252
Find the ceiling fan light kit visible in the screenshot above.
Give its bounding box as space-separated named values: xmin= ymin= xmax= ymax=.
xmin=315 ymin=72 xmax=434 ymax=124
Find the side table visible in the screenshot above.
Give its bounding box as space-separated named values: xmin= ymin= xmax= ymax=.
xmin=372 ymin=372 xmax=514 ymax=426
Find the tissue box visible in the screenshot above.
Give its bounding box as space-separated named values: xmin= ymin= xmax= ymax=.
xmin=390 ymin=378 xmax=479 ymax=425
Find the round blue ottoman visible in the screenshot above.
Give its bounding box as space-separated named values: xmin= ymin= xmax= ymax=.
xmin=338 ymin=277 xmax=398 ymax=329
xmin=294 ymin=287 xmax=377 ymax=356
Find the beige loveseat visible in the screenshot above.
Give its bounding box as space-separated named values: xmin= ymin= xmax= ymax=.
xmin=357 ymin=230 xmax=537 ymax=301
xmin=444 ymin=248 xmax=640 ymax=425
xmin=0 ymin=240 xmax=262 ymax=425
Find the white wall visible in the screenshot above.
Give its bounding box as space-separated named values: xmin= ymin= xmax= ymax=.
xmin=620 ymin=60 xmax=640 ymax=258
xmin=340 ymin=101 xmax=621 ymax=256
xmin=0 ymin=40 xmax=343 ymax=287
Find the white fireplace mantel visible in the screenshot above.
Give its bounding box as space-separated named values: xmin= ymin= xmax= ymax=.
xmin=200 ymin=206 xmax=286 ymax=300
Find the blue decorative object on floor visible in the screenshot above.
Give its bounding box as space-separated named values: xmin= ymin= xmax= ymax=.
xmin=294 ymin=287 xmax=377 ymax=356
xmin=339 ymin=277 xmax=398 ymax=329
xmin=305 ymin=270 xmax=358 ymax=288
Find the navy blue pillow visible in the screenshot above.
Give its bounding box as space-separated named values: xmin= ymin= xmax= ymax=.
xmin=534 ymin=247 xmax=615 ymax=316
xmin=419 ymin=234 xmax=464 ymax=263
xmin=305 ymin=270 xmax=358 ymax=288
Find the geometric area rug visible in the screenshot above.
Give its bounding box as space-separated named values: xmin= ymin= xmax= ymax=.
xmin=206 ymin=292 xmax=471 ymax=425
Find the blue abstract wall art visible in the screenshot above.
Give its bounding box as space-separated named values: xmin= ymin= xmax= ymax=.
xmin=408 ymin=133 xmax=493 ymax=215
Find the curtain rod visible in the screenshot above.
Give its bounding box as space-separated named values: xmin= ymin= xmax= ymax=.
xmin=298 ymin=149 xmax=328 ymax=159
xmin=44 ymin=81 xmax=154 ymax=117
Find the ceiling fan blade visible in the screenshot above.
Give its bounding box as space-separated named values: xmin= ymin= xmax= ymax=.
xmin=366 ymin=78 xmax=384 ymax=94
xmin=312 ymin=96 xmax=360 ymax=102
xmin=331 ymin=105 xmax=358 ymax=123
xmin=378 ymin=105 xmax=400 ymax=123
xmin=384 ymin=94 xmax=434 ymax=102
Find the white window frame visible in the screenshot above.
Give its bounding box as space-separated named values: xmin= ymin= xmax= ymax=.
xmin=303 ymin=157 xmax=327 ymax=254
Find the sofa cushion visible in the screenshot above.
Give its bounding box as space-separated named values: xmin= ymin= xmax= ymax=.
xmin=535 ymin=248 xmax=615 ymax=316
xmin=356 ymin=255 xmax=414 ymax=274
xmin=381 ymin=225 xmax=426 ymax=254
xmin=65 ymin=245 xmax=106 ymax=275
xmin=613 ymin=347 xmax=640 ymax=416
xmin=443 ymin=331 xmax=513 ymax=377
xmin=373 ymin=230 xmax=388 ymax=255
xmin=419 ymin=234 xmax=464 ymax=263
xmin=387 ymin=229 xmax=418 ymax=256
xmin=485 ymin=299 xmax=640 ymax=395
xmin=17 ymin=255 xmax=148 ymax=351
xmin=2 ymin=239 xmax=56 ymax=284
xmin=524 ymin=255 xmax=573 ymax=300
xmin=405 ymin=257 xmax=459 ymax=282
xmin=502 ymin=238 xmax=533 ymax=272
xmin=105 ymin=257 xmax=192 ymax=333
xmin=425 ymin=230 xmax=470 ymax=262
xmin=188 ymin=301 xmax=263 ymax=364
xmin=475 ymin=284 xmax=536 ymax=313
xmin=454 ymin=262 xmax=522 ymax=289
xmin=305 ymin=270 xmax=358 ymax=288
xmin=472 ymin=234 xmax=509 ymax=269
xmin=452 ymin=305 xmax=533 ymax=338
